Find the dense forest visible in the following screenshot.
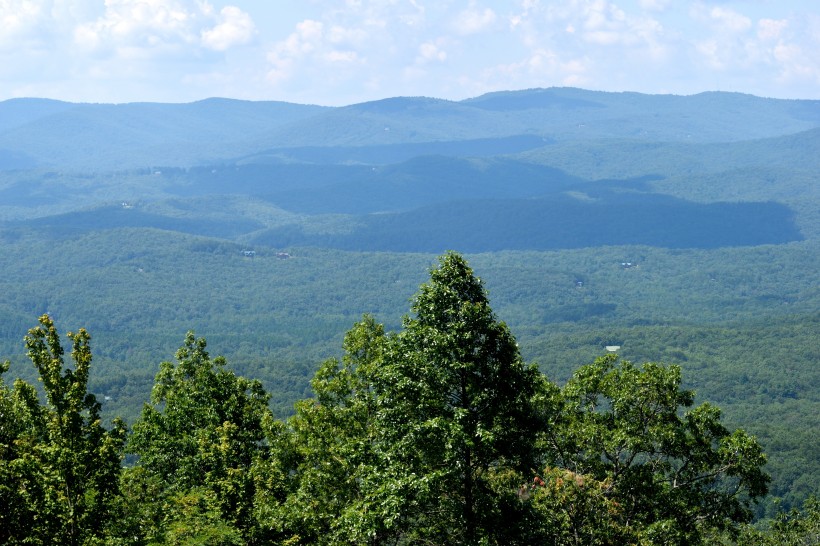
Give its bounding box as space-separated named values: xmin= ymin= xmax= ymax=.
xmin=2 ymin=252 xmax=816 ymax=545
xmin=1 ymin=88 xmax=818 ymax=542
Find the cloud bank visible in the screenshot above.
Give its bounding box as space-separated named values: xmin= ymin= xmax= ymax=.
xmin=0 ymin=0 xmax=817 ymax=104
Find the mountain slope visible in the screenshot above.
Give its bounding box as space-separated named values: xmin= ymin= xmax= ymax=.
xmin=1 ymin=89 xmax=817 ymax=170
xmin=247 ymin=192 xmax=802 ymax=252
xmin=0 ymin=98 xmax=328 ymax=169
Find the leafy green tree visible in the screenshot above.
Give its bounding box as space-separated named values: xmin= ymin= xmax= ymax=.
xmin=734 ymin=496 xmax=820 ymax=545
xmin=372 ymin=251 xmax=544 ymax=544
xmin=267 ymin=315 xmax=388 ymax=545
xmin=0 ymin=315 xmax=126 ymax=545
xmin=162 ymin=487 xmax=244 ymax=546
xmin=527 ymin=466 xmax=641 ymax=546
xmin=127 ymin=332 xmax=273 ymax=544
xmin=264 ymin=253 xmax=545 ymax=544
xmin=540 ymin=354 xmax=770 ymax=545
xmin=108 ymin=466 xmax=168 ymax=545
xmin=0 ymin=359 xmax=44 ymax=544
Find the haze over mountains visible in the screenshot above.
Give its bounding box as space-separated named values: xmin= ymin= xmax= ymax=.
xmin=2 ymin=88 xmax=818 ymax=168
xmin=1 ymin=87 xmax=818 ymax=514
xmin=1 ymin=87 xmax=818 ymax=250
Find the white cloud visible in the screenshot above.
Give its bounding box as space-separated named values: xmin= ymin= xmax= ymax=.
xmin=325 ymin=25 xmax=355 ymax=44
xmin=452 ymin=4 xmax=497 ymax=35
xmin=682 ymin=3 xmax=820 ymax=96
xmin=201 ymin=6 xmax=256 ymax=51
xmin=711 ymin=6 xmax=752 ymax=33
xmin=0 ymin=0 xmax=265 ymax=102
xmin=283 ymin=19 xmax=323 ymax=55
xmin=638 ymin=0 xmax=670 ymax=11
xmin=484 ymin=47 xmax=590 ymax=90
xmin=69 ymin=1 xmax=255 ymax=56
xmin=757 ymin=18 xmax=787 ymax=42
xmin=73 ymin=0 xmax=197 ymax=52
xmin=695 ymin=39 xmax=723 ymax=70
xmin=691 ymin=5 xmax=752 ymax=34
xmin=461 ymin=0 xmax=677 ymax=98
xmin=0 ymin=0 xmax=54 ymax=51
xmin=325 ymin=49 xmax=359 ymax=63
xmin=266 ymin=17 xmax=369 ymax=91
xmin=417 ymin=40 xmax=447 ymax=64
xmin=517 ymin=0 xmax=666 ymax=52
xmin=3 ymin=0 xmax=819 ymax=105
xmin=266 ymin=19 xmax=320 ymax=84
xmin=0 ymin=0 xmax=42 ymax=34
xmin=770 ymin=37 xmax=820 ymax=87
xmin=688 ymin=4 xmax=757 ymax=73
xmin=773 ymin=43 xmax=801 ymax=64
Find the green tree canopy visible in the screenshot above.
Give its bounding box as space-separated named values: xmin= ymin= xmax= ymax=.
xmin=0 ymin=315 xmax=126 ymax=545
xmin=0 ymin=257 xmax=781 ymax=545
xmin=539 ymin=354 xmax=770 ymax=544
xmin=267 ymin=315 xmax=388 ymax=544
xmin=126 ymin=332 xmax=273 ymax=544
xmin=268 ymin=252 xmax=545 ymax=545
xmin=375 ymin=251 xmax=544 ymax=544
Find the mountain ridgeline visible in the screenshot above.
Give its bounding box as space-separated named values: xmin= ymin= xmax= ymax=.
xmin=1 ymin=88 xmax=817 ymax=248
xmin=0 ymin=87 xmax=818 ymax=522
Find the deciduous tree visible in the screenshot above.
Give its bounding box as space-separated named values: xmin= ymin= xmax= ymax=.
xmin=269 ymin=315 xmax=389 ymax=544
xmin=374 ymin=251 xmax=544 ymax=544
xmin=540 ymin=354 xmax=769 ymax=544
xmin=127 ymin=332 xmax=272 ymax=544
xmin=0 ymin=315 xmax=126 ymax=545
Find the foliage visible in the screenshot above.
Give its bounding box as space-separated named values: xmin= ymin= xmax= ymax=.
xmin=372 ymin=251 xmax=543 ymax=544
xmin=272 ymin=254 xmax=546 ymax=544
xmin=0 ymin=360 xmax=44 ymax=543
xmin=0 ymin=254 xmax=802 ymax=545
xmin=0 ymin=230 xmax=816 ymax=515
xmin=0 ymin=315 xmax=126 ymax=545
xmin=161 ymin=487 xmax=244 ymax=546
xmin=1 ymin=90 xmax=817 ymax=524
xmin=745 ymin=496 xmax=820 ymax=545
xmin=527 ymin=467 xmax=640 ymax=545
xmin=708 ymin=496 xmax=820 ymax=545
xmin=268 ymin=316 xmax=388 ymax=544
xmin=541 ymin=354 xmax=769 ymax=544
xmin=126 ymin=332 xmax=273 ymax=544
xmin=265 ymin=252 xmax=771 ymax=544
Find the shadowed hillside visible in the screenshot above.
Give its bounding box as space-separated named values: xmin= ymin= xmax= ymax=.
xmin=0 ymin=88 xmax=818 ymax=518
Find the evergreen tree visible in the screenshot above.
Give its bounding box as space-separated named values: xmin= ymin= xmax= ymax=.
xmin=270 ymin=252 xmax=544 ymax=544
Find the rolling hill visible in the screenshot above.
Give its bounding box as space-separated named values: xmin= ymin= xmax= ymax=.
xmin=0 ymin=87 xmax=818 ymax=515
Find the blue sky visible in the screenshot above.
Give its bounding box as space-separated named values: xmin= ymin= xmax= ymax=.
xmin=1 ymin=1 xmax=818 ymax=105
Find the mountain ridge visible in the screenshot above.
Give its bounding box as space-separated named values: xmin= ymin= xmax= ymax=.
xmin=1 ymin=87 xmax=817 ymax=170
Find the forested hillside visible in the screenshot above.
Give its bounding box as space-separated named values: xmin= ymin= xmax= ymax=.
xmin=1 ymin=88 xmax=818 ymax=531
xmin=4 ymin=254 xmax=815 ymax=545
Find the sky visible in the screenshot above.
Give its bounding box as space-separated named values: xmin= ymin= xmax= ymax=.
xmin=1 ymin=0 xmax=818 ymax=105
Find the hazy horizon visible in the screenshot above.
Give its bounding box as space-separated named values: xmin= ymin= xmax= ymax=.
xmin=2 ymin=1 xmax=818 ymax=106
